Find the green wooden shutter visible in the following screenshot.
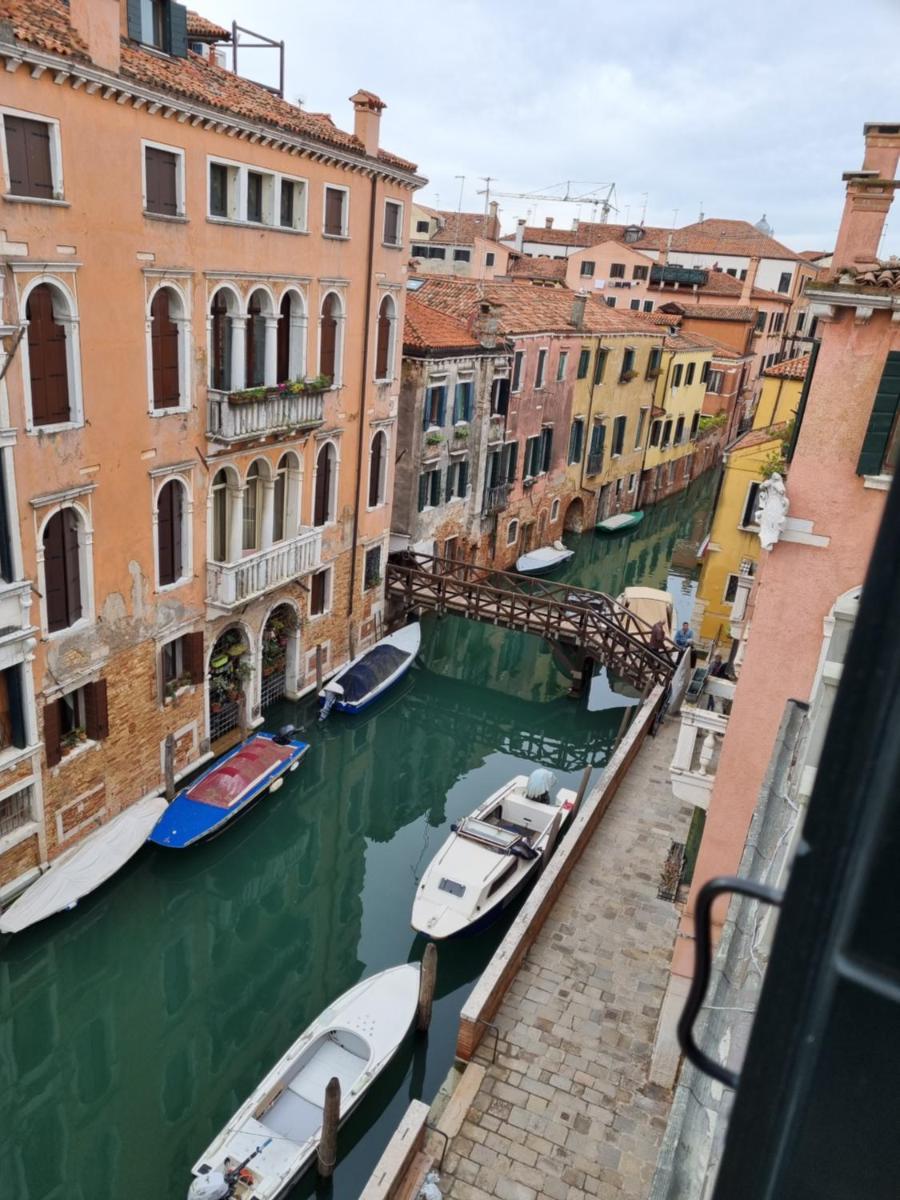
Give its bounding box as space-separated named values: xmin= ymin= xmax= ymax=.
xmin=417 ymin=473 xmax=427 ymax=512
xmin=168 ymin=2 xmax=188 ymax=57
xmin=857 ymin=351 xmax=900 ymax=476
xmin=126 ymin=0 xmax=142 ymax=41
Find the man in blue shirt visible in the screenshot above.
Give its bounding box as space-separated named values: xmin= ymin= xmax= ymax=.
xmin=675 ymin=621 xmax=695 ymax=666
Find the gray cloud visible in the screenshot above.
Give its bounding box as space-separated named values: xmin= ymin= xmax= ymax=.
xmin=200 ymin=0 xmax=900 ymax=254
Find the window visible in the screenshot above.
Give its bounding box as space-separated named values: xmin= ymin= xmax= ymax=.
xmin=209 ymin=162 xmax=237 ymax=219
xmin=157 ymin=479 xmax=186 ymax=586
xmin=314 ymin=443 xmax=337 ymax=526
xmin=277 ymin=290 xmax=305 ymax=383
xmin=857 ymin=350 xmax=900 ymax=477
xmin=587 ymin=422 xmax=605 ymax=473
xmin=524 ymin=435 xmax=541 ymax=478
xmin=310 ymin=567 xmax=331 ymax=616
xmin=628 ymin=473 xmax=637 ymax=493
xmin=778 ymin=271 xmax=792 ymax=294
xmin=620 ymin=348 xmax=636 ymax=381
xmin=364 ymin=545 xmax=382 ymax=590
xmin=648 ymin=419 xmax=662 ymax=448
xmin=383 ymin=200 xmax=402 ymax=247
xmin=512 ymin=351 xmax=524 ymax=392
xmin=643 ymin=300 xmax=654 ymax=313
xmin=755 ymin=310 xmax=767 ymax=332
xmin=605 ymin=296 xmax=617 ymax=308
xmin=611 ymin=415 xmax=626 ymax=457
xmin=630 ymin=299 xmax=640 ymax=311
xmin=795 ymin=312 xmax=806 ymax=334
xmin=726 ymin=268 xmax=737 ymax=278
xmin=674 ymin=415 xmax=685 ymax=445
xmin=144 ymin=144 xmax=181 ymax=217
xmin=445 ymin=460 xmax=469 ymax=501
xmin=137 ymin=0 xmax=167 ymax=48
xmin=453 ymin=248 xmax=471 ymax=262
xmin=701 ymin=360 xmax=711 ymax=384
xmin=491 ymin=376 xmax=510 ymax=416
xmin=44 ymin=681 xmax=108 ymax=766
xmin=500 ymin=440 xmax=518 ymax=484
xmin=567 ymin=419 xmax=584 ymax=464
xmin=319 ymin=292 xmax=341 ymax=383
xmin=416 ymin=219 xmax=429 ymax=233
xmin=672 ymin=363 xmax=684 ymax=388
xmin=209 ymin=288 xmax=235 ymax=391
xmin=685 ymin=362 xmax=696 ymax=386
xmin=368 ymin=430 xmax=387 ymax=507
xmin=26 ymin=282 xmax=74 ymax=426
xmin=43 ymin=507 xmax=83 ymax=632
xmin=646 ymin=346 xmax=662 ymax=379
xmin=324 ymin=186 xmax=348 ymax=236
xmin=0 ymin=666 xmax=27 ymax=754
xmin=246 ymin=170 xmax=264 ymax=223
xmin=280 ymin=178 xmax=307 ymax=230
xmin=2 ymin=112 xmax=58 ymax=200
xmin=242 ymin=461 xmax=263 ymax=551
xmin=211 ymin=469 xmax=231 ymax=563
xmin=485 ymin=252 xmax=495 ymax=267
xmin=540 ymin=427 xmax=553 ymax=473
xmin=740 ymin=481 xmax=762 ymax=529
xmin=535 ymin=349 xmax=547 ymax=389
xmin=423 ymin=385 xmax=446 ymax=428
xmin=635 ymin=407 xmax=648 ymax=449
xmin=556 ymin=351 xmax=568 ymax=382
xmin=661 ymin=419 xmax=672 ymax=448
xmin=245 ymin=290 xmax=268 ymax=388
xmin=689 ymin=411 xmax=700 ymax=440
xmin=444 ymin=536 xmax=459 ymax=561
xmin=417 ymin=469 xmax=441 ymax=511
xmin=633 ymin=265 xmax=649 ymax=281
xmin=411 ymin=244 xmax=446 ymax=260
xmin=150 ymin=288 xmax=183 ymax=410
xmin=667 ymin=460 xmax=677 ymax=484
xmin=593 ymin=349 xmax=608 ymax=385
xmin=0 ymin=784 xmax=32 ymax=837
xmin=375 ymin=295 xmax=395 ymax=380
xmin=610 ymin=263 xmax=626 ymax=279
xmin=506 ymin=519 xmax=519 ymax=547
xmin=161 ymin=633 xmax=203 ymax=697
xmin=453 ymin=380 xmax=473 ymax=423
xmin=708 ymin=369 xmax=724 ymax=394
xmin=580 ymin=261 xmax=595 ymax=278
xmin=577 ymin=349 xmax=591 ymax=379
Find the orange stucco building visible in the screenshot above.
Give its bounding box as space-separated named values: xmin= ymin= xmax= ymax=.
xmin=0 ymin=0 xmax=423 ymax=897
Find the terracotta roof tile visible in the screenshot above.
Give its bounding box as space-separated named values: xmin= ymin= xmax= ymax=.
xmin=186 ymin=11 xmax=230 ymax=41
xmin=732 ymin=422 xmax=788 ymax=451
xmin=832 ymin=258 xmax=900 ymax=292
xmin=423 ymin=210 xmax=499 ymax=246
xmin=506 ymin=256 xmax=568 ymax=281
xmin=513 ymin=217 xmax=803 ymax=262
xmin=404 ymin=296 xmax=481 ymax=353
xmin=681 ymin=269 xmax=788 ymax=304
xmin=800 ymin=249 xmax=830 ymax=261
xmin=763 ymin=354 xmax=810 ymax=380
xmin=659 ymin=301 xmax=758 ymax=323
xmin=0 ymin=0 xmax=89 ymax=59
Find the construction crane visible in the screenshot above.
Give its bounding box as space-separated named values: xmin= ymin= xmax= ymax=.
xmin=476 ymin=180 xmax=618 ymax=224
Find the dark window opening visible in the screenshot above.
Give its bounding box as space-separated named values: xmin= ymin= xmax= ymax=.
xmin=145 ymin=146 xmax=178 ymax=216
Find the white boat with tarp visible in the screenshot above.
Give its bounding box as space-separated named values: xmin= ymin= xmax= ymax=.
xmin=515 ymin=541 xmax=574 ymax=576
xmin=0 ymin=794 xmax=167 ymax=936
xmin=319 ymin=622 xmax=420 ymax=719
xmin=187 ymin=964 xmax=420 ymax=1200
xmin=411 ymin=770 xmax=579 ymax=939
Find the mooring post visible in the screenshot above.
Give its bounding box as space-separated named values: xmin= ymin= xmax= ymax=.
xmin=348 ymin=624 xmax=356 ymax=662
xmin=164 ymin=732 xmax=176 ymax=802
xmin=315 ymin=644 xmax=323 ymax=693
xmin=417 ymin=942 xmax=438 ymax=1032
xmin=574 ymin=764 xmax=592 ymax=811
xmin=317 ymin=1076 xmax=341 ymax=1178
xmin=238 ymin=692 xmax=248 ymax=741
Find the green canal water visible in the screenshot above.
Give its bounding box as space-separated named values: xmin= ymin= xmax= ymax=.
xmin=0 ymin=471 xmax=717 ymax=1200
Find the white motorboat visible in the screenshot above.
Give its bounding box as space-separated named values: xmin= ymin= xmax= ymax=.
xmin=319 ymin=623 xmax=421 ymax=719
xmin=187 ymin=964 xmax=420 ymax=1200
xmin=617 ymin=585 xmax=676 ymax=643
xmin=0 ymin=794 xmax=167 ymax=936
xmin=515 ymin=541 xmax=574 ymax=576
xmin=411 ymin=770 xmax=579 ymax=939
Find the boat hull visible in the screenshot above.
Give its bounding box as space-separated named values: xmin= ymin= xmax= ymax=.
xmin=319 ymin=623 xmax=420 ymax=716
xmin=596 ymin=510 xmax=644 ymax=534
xmin=330 ymin=653 xmax=416 ymax=714
xmin=515 ymin=549 xmax=574 ymax=576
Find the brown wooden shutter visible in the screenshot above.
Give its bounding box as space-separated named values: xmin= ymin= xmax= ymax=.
xmin=311 ymin=571 xmax=326 ymax=614
xmin=368 ymin=434 xmax=383 ymax=507
xmin=62 ymin=508 xmax=82 ymax=625
xmin=314 ymin=446 xmax=331 ymax=526
xmin=157 ymin=481 xmax=176 ymax=585
xmin=185 ymin=631 xmax=205 ymax=684
xmin=27 ymin=285 xmax=70 ymax=426
xmin=375 ymin=301 xmax=391 ymax=379
xmin=85 ymin=679 xmax=109 ymax=741
xmin=383 ymin=202 xmax=399 ymax=244
xmin=210 ymin=294 xmax=230 ymax=391
xmin=320 ymin=298 xmax=337 ymax=382
xmin=4 ymin=115 xmax=53 ymax=199
xmin=145 ymin=146 xmax=177 ymax=215
xmin=151 ymin=289 xmax=180 ymax=409
xmin=43 ymin=512 xmax=69 ymax=632
xmin=277 ymin=293 xmax=291 ymax=383
xmin=324 ymin=188 xmax=344 ymax=235
xmin=246 ymin=295 xmax=264 ymax=388
xmin=44 ymin=699 xmax=62 ymax=767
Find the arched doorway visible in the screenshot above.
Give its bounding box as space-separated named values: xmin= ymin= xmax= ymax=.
xmin=260 ymin=603 xmax=300 ymax=708
xmin=208 ymin=626 xmax=252 ymax=743
xmin=564 ymin=497 xmax=585 ymax=533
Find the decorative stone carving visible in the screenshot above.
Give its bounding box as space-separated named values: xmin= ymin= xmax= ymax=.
xmin=755 ymin=473 xmax=790 ymax=551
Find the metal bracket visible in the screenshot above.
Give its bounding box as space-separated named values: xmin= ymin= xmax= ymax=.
xmin=472 ymin=1018 xmax=500 ymax=1065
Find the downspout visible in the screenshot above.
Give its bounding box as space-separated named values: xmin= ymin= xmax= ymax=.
xmin=347 ymin=171 xmax=379 ymax=617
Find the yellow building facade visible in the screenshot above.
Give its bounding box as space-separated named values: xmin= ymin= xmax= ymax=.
xmin=641 ymin=337 xmax=712 ymax=504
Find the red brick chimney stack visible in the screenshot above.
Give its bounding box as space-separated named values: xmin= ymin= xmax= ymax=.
xmin=740 ymin=256 xmax=761 ymax=303
xmin=832 ymin=123 xmax=900 ymax=272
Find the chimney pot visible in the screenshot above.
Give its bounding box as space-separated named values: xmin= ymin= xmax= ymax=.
xmin=349 ymin=89 xmax=386 ymax=156
xmin=545 ymin=217 xmax=554 ymax=229
xmin=514 ymin=218 xmax=526 ymax=253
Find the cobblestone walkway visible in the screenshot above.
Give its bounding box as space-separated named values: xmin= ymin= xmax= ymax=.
xmin=437 ymin=718 xmax=692 ymax=1200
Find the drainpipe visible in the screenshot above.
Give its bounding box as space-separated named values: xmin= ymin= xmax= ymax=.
xmin=347 ymin=173 xmax=379 ymax=618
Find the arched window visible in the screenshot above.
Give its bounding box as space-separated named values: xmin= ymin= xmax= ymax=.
xmin=150 ymin=288 xmax=181 ymax=410
xmin=210 ymin=290 xmax=233 ymax=391
xmin=375 ymin=295 xmax=394 ymax=380
xmin=27 ymin=283 xmax=71 ymax=426
xmin=277 ymin=292 xmax=292 ymax=383
xmin=273 ymin=455 xmax=288 ymax=542
xmin=243 ymin=462 xmax=262 ymax=551
xmin=314 ymin=442 xmax=335 ymax=527
xmin=246 ymin=290 xmax=267 ymax=388
xmin=320 ymin=293 xmax=339 ymax=383
xmin=211 ymin=469 xmax=230 ymax=563
xmin=43 ymin=507 xmax=82 ymax=631
xmin=157 ymin=480 xmax=186 ymax=586
xmin=368 ymin=430 xmax=386 ymax=508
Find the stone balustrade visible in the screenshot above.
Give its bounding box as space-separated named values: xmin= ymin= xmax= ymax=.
xmin=207 ymin=387 xmax=325 ymax=443
xmin=206 ymin=529 xmax=321 ymax=609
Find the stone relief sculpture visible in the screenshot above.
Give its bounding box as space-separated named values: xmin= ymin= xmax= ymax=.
xmin=755 ymin=473 xmax=790 ymax=551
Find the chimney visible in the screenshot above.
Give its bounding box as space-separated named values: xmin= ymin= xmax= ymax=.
xmin=661 ymin=231 xmax=673 ymax=266
xmin=488 ymin=200 xmax=500 ymax=241
xmin=349 ymin=90 xmax=386 ymax=156
xmin=69 ymin=0 xmax=121 ymax=73
xmin=571 ymin=218 xmax=579 ymax=231
xmin=514 ymin=218 xmax=526 ymax=253
xmin=473 ymin=301 xmax=500 ymax=349
xmin=569 ymin=294 xmax=587 ymax=329
xmin=545 ymin=217 xmax=554 ymax=230
xmin=832 ymin=123 xmax=900 ymax=269
xmin=740 ymin=255 xmax=760 ymax=303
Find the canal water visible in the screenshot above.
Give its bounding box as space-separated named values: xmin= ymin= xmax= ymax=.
xmin=0 ymin=471 xmax=717 ymax=1200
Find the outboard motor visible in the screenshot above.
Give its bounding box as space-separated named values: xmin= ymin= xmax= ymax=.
xmin=187 ymin=1172 xmax=229 ymax=1200
xmin=525 ymin=768 xmax=556 ymax=804
xmin=272 ymin=724 xmax=296 ymax=746
xmin=318 ymin=682 xmax=343 ymax=722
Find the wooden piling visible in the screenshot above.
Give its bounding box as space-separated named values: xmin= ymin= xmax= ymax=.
xmin=348 ymin=624 xmax=356 ymax=662
xmin=317 ymin=1076 xmax=341 ymax=1178
xmin=573 ymin=764 xmax=592 ymax=813
xmin=315 ymin=644 xmax=323 ymax=693
xmin=416 ymin=942 xmax=438 ymax=1033
xmin=164 ymin=733 xmax=176 ymax=802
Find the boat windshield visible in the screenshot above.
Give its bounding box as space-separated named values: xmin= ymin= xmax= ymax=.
xmin=339 ymin=645 xmax=409 ymax=702
xmin=458 ymin=818 xmax=520 ymax=850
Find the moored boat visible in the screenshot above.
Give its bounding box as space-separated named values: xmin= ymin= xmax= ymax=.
xmin=617 ymin=585 xmax=676 ymax=643
xmin=187 ymin=963 xmax=421 ymax=1200
xmin=0 ymin=794 xmax=167 ymax=935
xmin=319 ymin=622 xmax=420 ymax=719
xmin=596 ymin=510 xmax=644 ymax=534
xmin=148 ymin=730 xmax=308 ymax=849
xmin=411 ymin=770 xmax=579 ymax=939
xmin=515 ymin=541 xmax=574 ymax=576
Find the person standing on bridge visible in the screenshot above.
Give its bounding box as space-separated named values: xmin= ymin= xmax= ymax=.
xmin=649 ymin=620 xmax=667 ymax=652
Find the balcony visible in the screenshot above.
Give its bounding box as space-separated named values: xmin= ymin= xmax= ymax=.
xmin=207 ymin=387 xmax=325 ymax=445
xmin=207 ymin=530 xmax=322 ymax=609
xmin=669 ymin=676 xmax=736 ymax=810
xmin=482 ymin=483 xmax=511 ymax=515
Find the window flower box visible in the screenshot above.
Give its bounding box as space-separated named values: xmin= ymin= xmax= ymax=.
xmin=228 ymin=376 xmax=332 ymax=405
xmin=619 ymin=369 xmax=639 ymax=383
xmin=453 ymin=426 xmax=469 ymax=440
xmin=425 ymin=431 xmax=444 ymax=446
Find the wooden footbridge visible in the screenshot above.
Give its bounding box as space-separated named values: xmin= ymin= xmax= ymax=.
xmin=385 ymin=553 xmax=679 ymax=691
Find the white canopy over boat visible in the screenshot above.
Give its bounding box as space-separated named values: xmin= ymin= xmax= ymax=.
xmin=188 ymin=964 xmax=420 ymax=1200
xmin=515 ymin=542 xmax=574 ymax=575
xmin=617 ymin=585 xmax=676 ymax=641
xmin=0 ymin=794 xmax=167 ymax=936
xmin=412 ymin=773 xmax=578 ymax=939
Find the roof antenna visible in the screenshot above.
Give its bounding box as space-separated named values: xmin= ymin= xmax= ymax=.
xmin=640 ymin=192 xmax=648 ymax=225
xmin=699 ymin=201 xmax=705 ymax=222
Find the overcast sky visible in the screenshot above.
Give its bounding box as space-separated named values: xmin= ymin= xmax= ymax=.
xmin=200 ymin=0 xmax=899 ymax=255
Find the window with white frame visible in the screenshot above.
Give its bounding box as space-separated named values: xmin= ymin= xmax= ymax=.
xmin=319 ymin=292 xmax=343 ymax=384
xmin=323 ymin=185 xmax=349 ymax=237
xmin=1 ymin=109 xmax=63 ymax=200
xmin=535 ymin=349 xmax=547 ymax=389
xmin=273 ymin=452 xmax=301 ymax=541
xmin=40 ymin=503 xmax=91 ymax=634
xmin=383 ymin=200 xmax=403 ymax=247
xmin=740 ymin=481 xmax=762 ymax=529
xmin=156 ymin=477 xmax=190 ymax=588
xmin=310 ymin=566 xmax=332 ymax=616
xmin=0 ymin=782 xmax=34 ymax=838
xmin=368 ymin=430 xmax=387 ymax=507
xmin=149 ymin=284 xmax=188 ymax=411
xmin=364 ymin=544 xmax=382 ymax=590
xmin=22 ymin=277 xmax=82 ymax=429
xmin=506 ymin=518 xmax=519 ymax=546
xmin=208 ymin=157 xmax=307 ymax=231
xmin=143 ymin=141 xmax=184 ymax=218
xmin=556 ymin=351 xmax=569 ymax=382
xmin=445 ymin=460 xmax=469 ymax=501
xmin=550 ymin=498 xmax=560 ymax=522
xmin=375 ymin=294 xmax=397 ymax=381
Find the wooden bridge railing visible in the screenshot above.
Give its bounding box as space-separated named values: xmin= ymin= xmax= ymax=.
xmin=385 ymin=553 xmax=679 ymax=691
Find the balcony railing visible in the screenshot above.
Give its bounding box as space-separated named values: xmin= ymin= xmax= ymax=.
xmin=207 ymin=388 xmax=325 ymax=444
xmin=586 ymin=451 xmax=604 ymax=476
xmin=207 ymin=529 xmax=322 ymax=609
xmin=482 ymin=483 xmax=511 ymax=515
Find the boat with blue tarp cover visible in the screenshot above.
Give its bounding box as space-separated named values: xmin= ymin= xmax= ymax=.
xmin=148 ymin=731 xmax=309 ymax=849
xmin=319 ymin=623 xmax=420 ymax=719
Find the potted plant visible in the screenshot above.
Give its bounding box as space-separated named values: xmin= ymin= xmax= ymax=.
xmin=453 ymin=426 xmax=469 ymax=440
xmin=425 ymin=431 xmax=444 ymax=446
xmin=619 ymin=369 xmax=639 ymax=383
